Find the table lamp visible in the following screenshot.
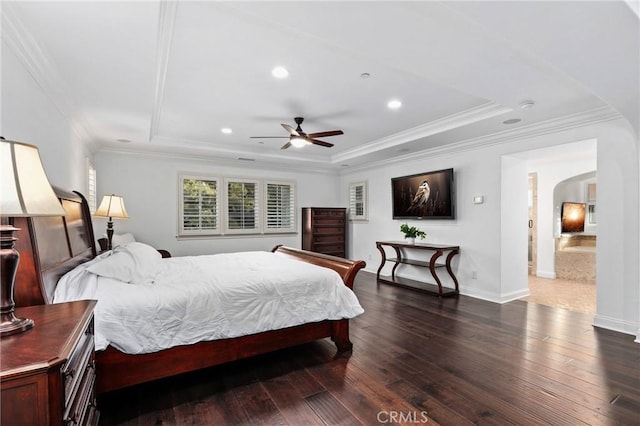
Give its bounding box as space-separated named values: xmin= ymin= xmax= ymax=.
xmin=94 ymin=194 xmax=128 ymax=250
xmin=1 ymin=138 xmax=66 ymax=336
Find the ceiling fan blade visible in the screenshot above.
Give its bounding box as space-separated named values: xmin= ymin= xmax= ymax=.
xmin=250 ymin=136 xmax=289 ymax=139
xmin=308 ymin=138 xmax=334 ymax=148
xmin=307 ymin=130 xmax=343 ymax=138
xmin=281 ymin=124 xmax=299 ymax=136
xmin=280 ymin=141 xmax=292 ymax=150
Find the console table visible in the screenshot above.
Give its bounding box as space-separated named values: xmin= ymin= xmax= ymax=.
xmin=376 ymin=241 xmax=460 ymax=297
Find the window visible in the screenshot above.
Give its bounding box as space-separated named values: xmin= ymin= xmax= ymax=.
xmin=348 ymin=181 xmax=368 ymax=221
xmin=179 ymin=175 xmax=221 ymax=235
xmin=225 ymin=178 xmax=259 ymax=234
xmin=178 ymin=174 xmax=296 ymax=236
xmin=86 ymin=158 xmax=97 ymax=213
xmin=265 ymin=181 xmax=296 ymax=233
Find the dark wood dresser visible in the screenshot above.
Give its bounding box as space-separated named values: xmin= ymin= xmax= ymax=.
xmin=1 ymin=300 xmax=99 ymax=425
xmin=302 ymin=207 xmax=347 ymax=258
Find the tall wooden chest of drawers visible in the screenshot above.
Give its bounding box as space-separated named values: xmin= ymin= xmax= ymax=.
xmin=302 ymin=207 xmax=347 ymax=258
xmin=1 ymin=300 xmax=99 ymax=425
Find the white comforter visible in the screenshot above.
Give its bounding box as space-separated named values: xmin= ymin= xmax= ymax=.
xmin=53 ymin=250 xmax=364 ymax=354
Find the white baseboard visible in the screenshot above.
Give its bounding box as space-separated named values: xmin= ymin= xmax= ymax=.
xmin=593 ymin=314 xmax=639 ymax=340
xmin=458 ymin=287 xmax=530 ymax=304
xmin=498 ymin=288 xmax=531 ymax=303
xmin=536 ymin=270 xmax=556 ymax=279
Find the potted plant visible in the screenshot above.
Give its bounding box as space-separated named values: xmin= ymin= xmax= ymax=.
xmin=400 ymin=223 xmax=426 ymax=244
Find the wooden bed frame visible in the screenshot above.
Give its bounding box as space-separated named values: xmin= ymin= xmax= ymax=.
xmin=13 ymin=188 xmax=365 ymax=394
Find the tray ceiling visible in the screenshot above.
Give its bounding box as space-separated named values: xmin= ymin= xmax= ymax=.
xmin=3 ymin=1 xmax=637 ymax=170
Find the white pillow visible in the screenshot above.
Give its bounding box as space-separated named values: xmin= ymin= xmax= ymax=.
xmin=121 ymin=241 xmax=161 ymax=265
xmin=111 ymin=232 xmax=136 ymax=248
xmin=87 ymin=242 xmax=161 ymax=283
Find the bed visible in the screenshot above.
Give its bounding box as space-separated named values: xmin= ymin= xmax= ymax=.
xmin=13 ymin=188 xmax=366 ymax=394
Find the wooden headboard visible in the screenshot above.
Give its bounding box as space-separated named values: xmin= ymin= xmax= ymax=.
xmin=14 ymin=187 xmax=97 ymax=307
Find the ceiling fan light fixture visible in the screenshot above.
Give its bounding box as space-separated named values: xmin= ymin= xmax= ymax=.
xmin=290 ymin=137 xmax=307 ymax=148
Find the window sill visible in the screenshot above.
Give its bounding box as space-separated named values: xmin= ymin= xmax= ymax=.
xmin=176 ymin=232 xmax=298 ymax=241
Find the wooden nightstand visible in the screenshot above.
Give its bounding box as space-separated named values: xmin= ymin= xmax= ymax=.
xmin=1 ymin=300 xmax=99 ymax=425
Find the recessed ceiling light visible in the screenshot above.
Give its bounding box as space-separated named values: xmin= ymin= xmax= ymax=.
xmin=360 ymin=72 xmax=371 ymax=79
xmin=116 ymin=138 xmax=131 ymax=143
xmin=503 ymin=118 xmax=522 ymax=125
xmin=387 ymin=99 xmax=402 ymax=110
xmin=519 ymin=100 xmax=535 ymax=109
xmin=340 ymin=164 xmax=350 ymax=167
xmin=221 ymin=128 xmax=232 ymax=134
xmin=397 ymin=148 xmax=410 ymax=153
xmin=272 ymin=66 xmax=289 ymax=79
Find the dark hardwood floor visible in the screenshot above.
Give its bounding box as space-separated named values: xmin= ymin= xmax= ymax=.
xmin=98 ymin=271 xmax=640 ymax=425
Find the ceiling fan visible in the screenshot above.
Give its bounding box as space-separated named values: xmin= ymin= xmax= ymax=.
xmin=251 ymin=117 xmax=343 ymax=149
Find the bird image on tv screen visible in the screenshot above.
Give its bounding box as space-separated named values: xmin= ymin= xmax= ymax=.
xmin=408 ymin=180 xmax=431 ymax=213
xmin=392 ymin=169 xmax=454 ymax=219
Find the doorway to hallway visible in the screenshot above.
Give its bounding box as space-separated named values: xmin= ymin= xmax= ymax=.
xmin=526 ymin=275 xmax=595 ymax=315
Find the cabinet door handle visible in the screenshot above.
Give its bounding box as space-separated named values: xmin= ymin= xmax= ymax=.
xmin=528 ymin=220 xmax=533 ymax=229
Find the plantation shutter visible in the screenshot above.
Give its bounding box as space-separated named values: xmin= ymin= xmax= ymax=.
xmin=226 ymin=179 xmax=259 ymax=233
xmin=348 ymin=181 xmax=367 ymax=220
xmin=265 ymin=181 xmax=296 ymax=233
xmin=180 ymin=177 xmax=220 ymax=235
xmin=86 ymin=159 xmax=97 ymax=213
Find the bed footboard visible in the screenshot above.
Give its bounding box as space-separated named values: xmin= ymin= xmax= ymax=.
xmin=271 ymin=245 xmax=366 ymax=290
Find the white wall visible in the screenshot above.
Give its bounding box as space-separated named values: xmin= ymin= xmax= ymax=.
xmin=1 ymin=38 xmax=92 ymax=190
xmin=94 ymin=151 xmax=342 ymax=256
xmin=341 ymin=119 xmax=639 ymax=338
xmin=341 ymin=144 xmax=506 ymax=302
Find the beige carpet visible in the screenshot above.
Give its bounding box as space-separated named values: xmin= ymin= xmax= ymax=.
xmin=524 ymin=275 xmax=596 ymax=315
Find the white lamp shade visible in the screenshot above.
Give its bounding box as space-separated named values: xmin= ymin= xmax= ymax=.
xmin=95 ymin=195 xmax=129 ymax=219
xmin=0 ymin=140 xmax=66 ymax=217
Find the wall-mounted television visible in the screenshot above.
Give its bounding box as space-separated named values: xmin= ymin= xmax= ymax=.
xmin=391 ymin=168 xmax=455 ymax=219
xmin=561 ymin=202 xmax=586 ymax=233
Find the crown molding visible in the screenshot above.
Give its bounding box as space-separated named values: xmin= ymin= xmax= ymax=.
xmin=100 ymin=105 xmax=621 ymax=176
xmin=2 ymin=4 xmax=72 ymax=116
xmin=149 ymin=1 xmax=178 ymax=142
xmin=341 ymin=105 xmax=622 ymax=174
xmin=2 ymin=4 xmax=95 ymax=147
xmin=97 ymin=143 xmax=335 ymax=175
xmin=331 ymin=101 xmax=513 ymax=164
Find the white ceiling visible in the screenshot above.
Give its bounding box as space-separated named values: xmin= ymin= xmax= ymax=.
xmin=3 ymin=1 xmax=638 ymax=171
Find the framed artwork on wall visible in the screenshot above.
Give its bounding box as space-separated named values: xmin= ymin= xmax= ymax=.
xmin=561 ymin=202 xmax=586 ymax=233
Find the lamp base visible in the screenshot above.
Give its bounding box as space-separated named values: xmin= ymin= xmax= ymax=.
xmin=0 ymin=313 xmax=34 ymax=336
xmin=1 ymin=223 xmax=34 ymax=337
